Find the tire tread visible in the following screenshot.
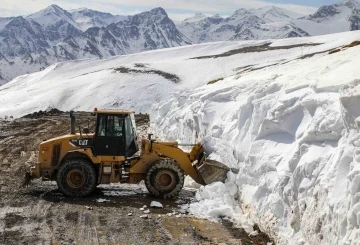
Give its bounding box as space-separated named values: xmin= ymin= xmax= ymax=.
xmin=56 ymin=158 xmax=97 ymax=197
xmin=145 ymin=159 xmax=184 ymax=199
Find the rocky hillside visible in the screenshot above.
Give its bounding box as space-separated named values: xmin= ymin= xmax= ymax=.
xmin=0 ymin=5 xmax=190 ymax=85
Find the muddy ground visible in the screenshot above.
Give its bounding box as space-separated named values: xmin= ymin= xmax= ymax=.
xmin=0 ymin=112 xmax=273 ymax=245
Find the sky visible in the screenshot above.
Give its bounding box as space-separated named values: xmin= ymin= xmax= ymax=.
xmin=0 ymin=0 xmax=349 ymax=21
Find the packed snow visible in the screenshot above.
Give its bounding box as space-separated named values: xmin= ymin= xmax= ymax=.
xmin=152 ymin=32 xmax=360 ymax=244
xmin=95 ymin=198 xmax=110 ymax=203
xmin=150 ymin=201 xmax=163 ymax=208
xmin=1 ymin=29 xmax=360 ymax=244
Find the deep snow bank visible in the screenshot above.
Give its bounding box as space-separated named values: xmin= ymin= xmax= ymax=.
xmin=152 ymin=37 xmax=360 ymax=244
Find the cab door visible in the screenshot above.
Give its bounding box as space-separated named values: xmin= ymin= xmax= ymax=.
xmin=94 ymin=114 xmax=125 ymax=156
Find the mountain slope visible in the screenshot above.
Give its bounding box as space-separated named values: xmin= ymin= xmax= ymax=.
xmin=70 ymin=8 xmax=129 ymax=31
xmin=106 ymin=7 xmax=191 ymax=54
xmin=177 ymin=0 xmax=360 ymax=43
xmin=293 ymin=0 xmax=360 ymax=35
xmin=0 ymin=31 xmax=359 ymax=117
xmin=0 ymin=5 xmax=191 ymax=85
xmin=253 ymin=6 xmax=304 ymax=22
xmin=176 ymin=6 xmax=309 ymax=43
xmin=183 ymin=12 xmax=208 ymax=23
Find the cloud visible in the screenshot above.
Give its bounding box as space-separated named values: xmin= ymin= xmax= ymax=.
xmin=167 ymin=12 xmax=214 ymax=22
xmin=0 ymin=0 xmax=318 ymax=18
xmin=0 ymin=0 xmax=53 ymax=16
xmin=61 ymin=2 xmax=125 ymax=14
xmin=0 ymin=0 xmax=126 ymax=16
xmin=97 ymin=0 xmax=318 ymax=15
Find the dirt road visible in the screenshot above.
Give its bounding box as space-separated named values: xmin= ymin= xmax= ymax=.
xmin=0 ymin=111 xmax=273 ymax=244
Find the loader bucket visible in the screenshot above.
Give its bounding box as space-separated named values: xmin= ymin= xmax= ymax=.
xmin=195 ymin=158 xmax=230 ymax=185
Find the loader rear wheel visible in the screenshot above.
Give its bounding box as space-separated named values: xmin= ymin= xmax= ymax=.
xmin=56 ymin=158 xmax=97 ymax=197
xmin=145 ymin=159 xmax=184 ymax=198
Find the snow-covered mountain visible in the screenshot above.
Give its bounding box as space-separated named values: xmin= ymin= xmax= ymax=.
xmin=70 ymin=8 xmax=129 ymax=31
xmin=183 ymin=12 xmax=208 ymax=23
xmin=27 ymin=4 xmax=82 ymax=35
xmin=176 ymin=6 xmax=309 ymax=43
xmin=1 ymin=30 xmax=360 ymax=245
xmin=296 ymin=0 xmax=360 ymax=35
xmin=0 ymin=5 xmax=190 ymax=85
xmin=3 ymin=31 xmax=360 ymax=118
xmin=177 ymin=0 xmax=360 ymax=43
xmin=1 ymin=0 xmax=360 ymax=85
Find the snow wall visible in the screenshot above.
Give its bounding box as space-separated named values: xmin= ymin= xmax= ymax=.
xmin=152 ymin=75 xmax=360 ymax=244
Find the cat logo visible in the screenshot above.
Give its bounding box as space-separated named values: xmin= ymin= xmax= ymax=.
xmin=78 ymin=140 xmax=89 ymax=146
xmin=69 ymin=138 xmax=92 ymax=147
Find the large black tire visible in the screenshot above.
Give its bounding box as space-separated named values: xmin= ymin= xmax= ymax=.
xmin=56 ymin=158 xmax=97 ymax=197
xmin=145 ymin=159 xmax=184 ymax=199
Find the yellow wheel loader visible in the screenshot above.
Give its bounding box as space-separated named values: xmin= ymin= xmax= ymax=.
xmin=25 ymin=109 xmax=229 ymax=198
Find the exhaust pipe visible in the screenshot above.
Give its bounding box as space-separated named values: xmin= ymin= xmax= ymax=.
xmin=70 ymin=111 xmax=75 ymax=134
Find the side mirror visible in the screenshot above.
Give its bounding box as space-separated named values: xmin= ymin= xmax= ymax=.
xmin=148 ymin=134 xmax=153 ymax=140
xmin=82 ymin=128 xmax=90 ymax=134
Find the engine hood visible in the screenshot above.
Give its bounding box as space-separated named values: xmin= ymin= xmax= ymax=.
xmin=41 ymin=133 xmax=94 ymax=144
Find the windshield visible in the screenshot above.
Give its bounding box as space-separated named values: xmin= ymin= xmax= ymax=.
xmin=97 ymin=114 xmax=123 ymax=137
xmin=125 ymin=113 xmax=139 ymax=156
xmin=130 ymin=113 xmax=137 ymax=140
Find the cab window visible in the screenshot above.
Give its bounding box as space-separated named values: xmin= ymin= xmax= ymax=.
xmin=97 ymin=114 xmax=124 ymax=137
xmin=125 ymin=116 xmax=134 ymax=148
xmin=97 ymin=115 xmax=106 ymax=136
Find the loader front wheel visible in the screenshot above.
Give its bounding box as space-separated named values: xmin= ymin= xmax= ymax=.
xmin=56 ymin=158 xmax=97 ymax=197
xmin=145 ymin=159 xmax=184 ymax=198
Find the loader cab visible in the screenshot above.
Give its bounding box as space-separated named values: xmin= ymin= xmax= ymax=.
xmin=93 ymin=109 xmax=139 ymax=157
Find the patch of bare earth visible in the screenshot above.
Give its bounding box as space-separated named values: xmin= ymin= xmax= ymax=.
xmin=191 ymin=43 xmax=321 ymax=59
xmin=113 ymin=66 xmax=180 ymax=83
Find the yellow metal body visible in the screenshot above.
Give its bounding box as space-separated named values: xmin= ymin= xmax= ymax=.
xmin=30 ymin=135 xmax=205 ymax=185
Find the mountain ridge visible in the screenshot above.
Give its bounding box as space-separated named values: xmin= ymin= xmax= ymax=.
xmin=0 ymin=1 xmax=359 ymax=85
xmin=0 ymin=5 xmax=190 ymax=85
xmin=178 ymin=0 xmax=360 ymax=43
